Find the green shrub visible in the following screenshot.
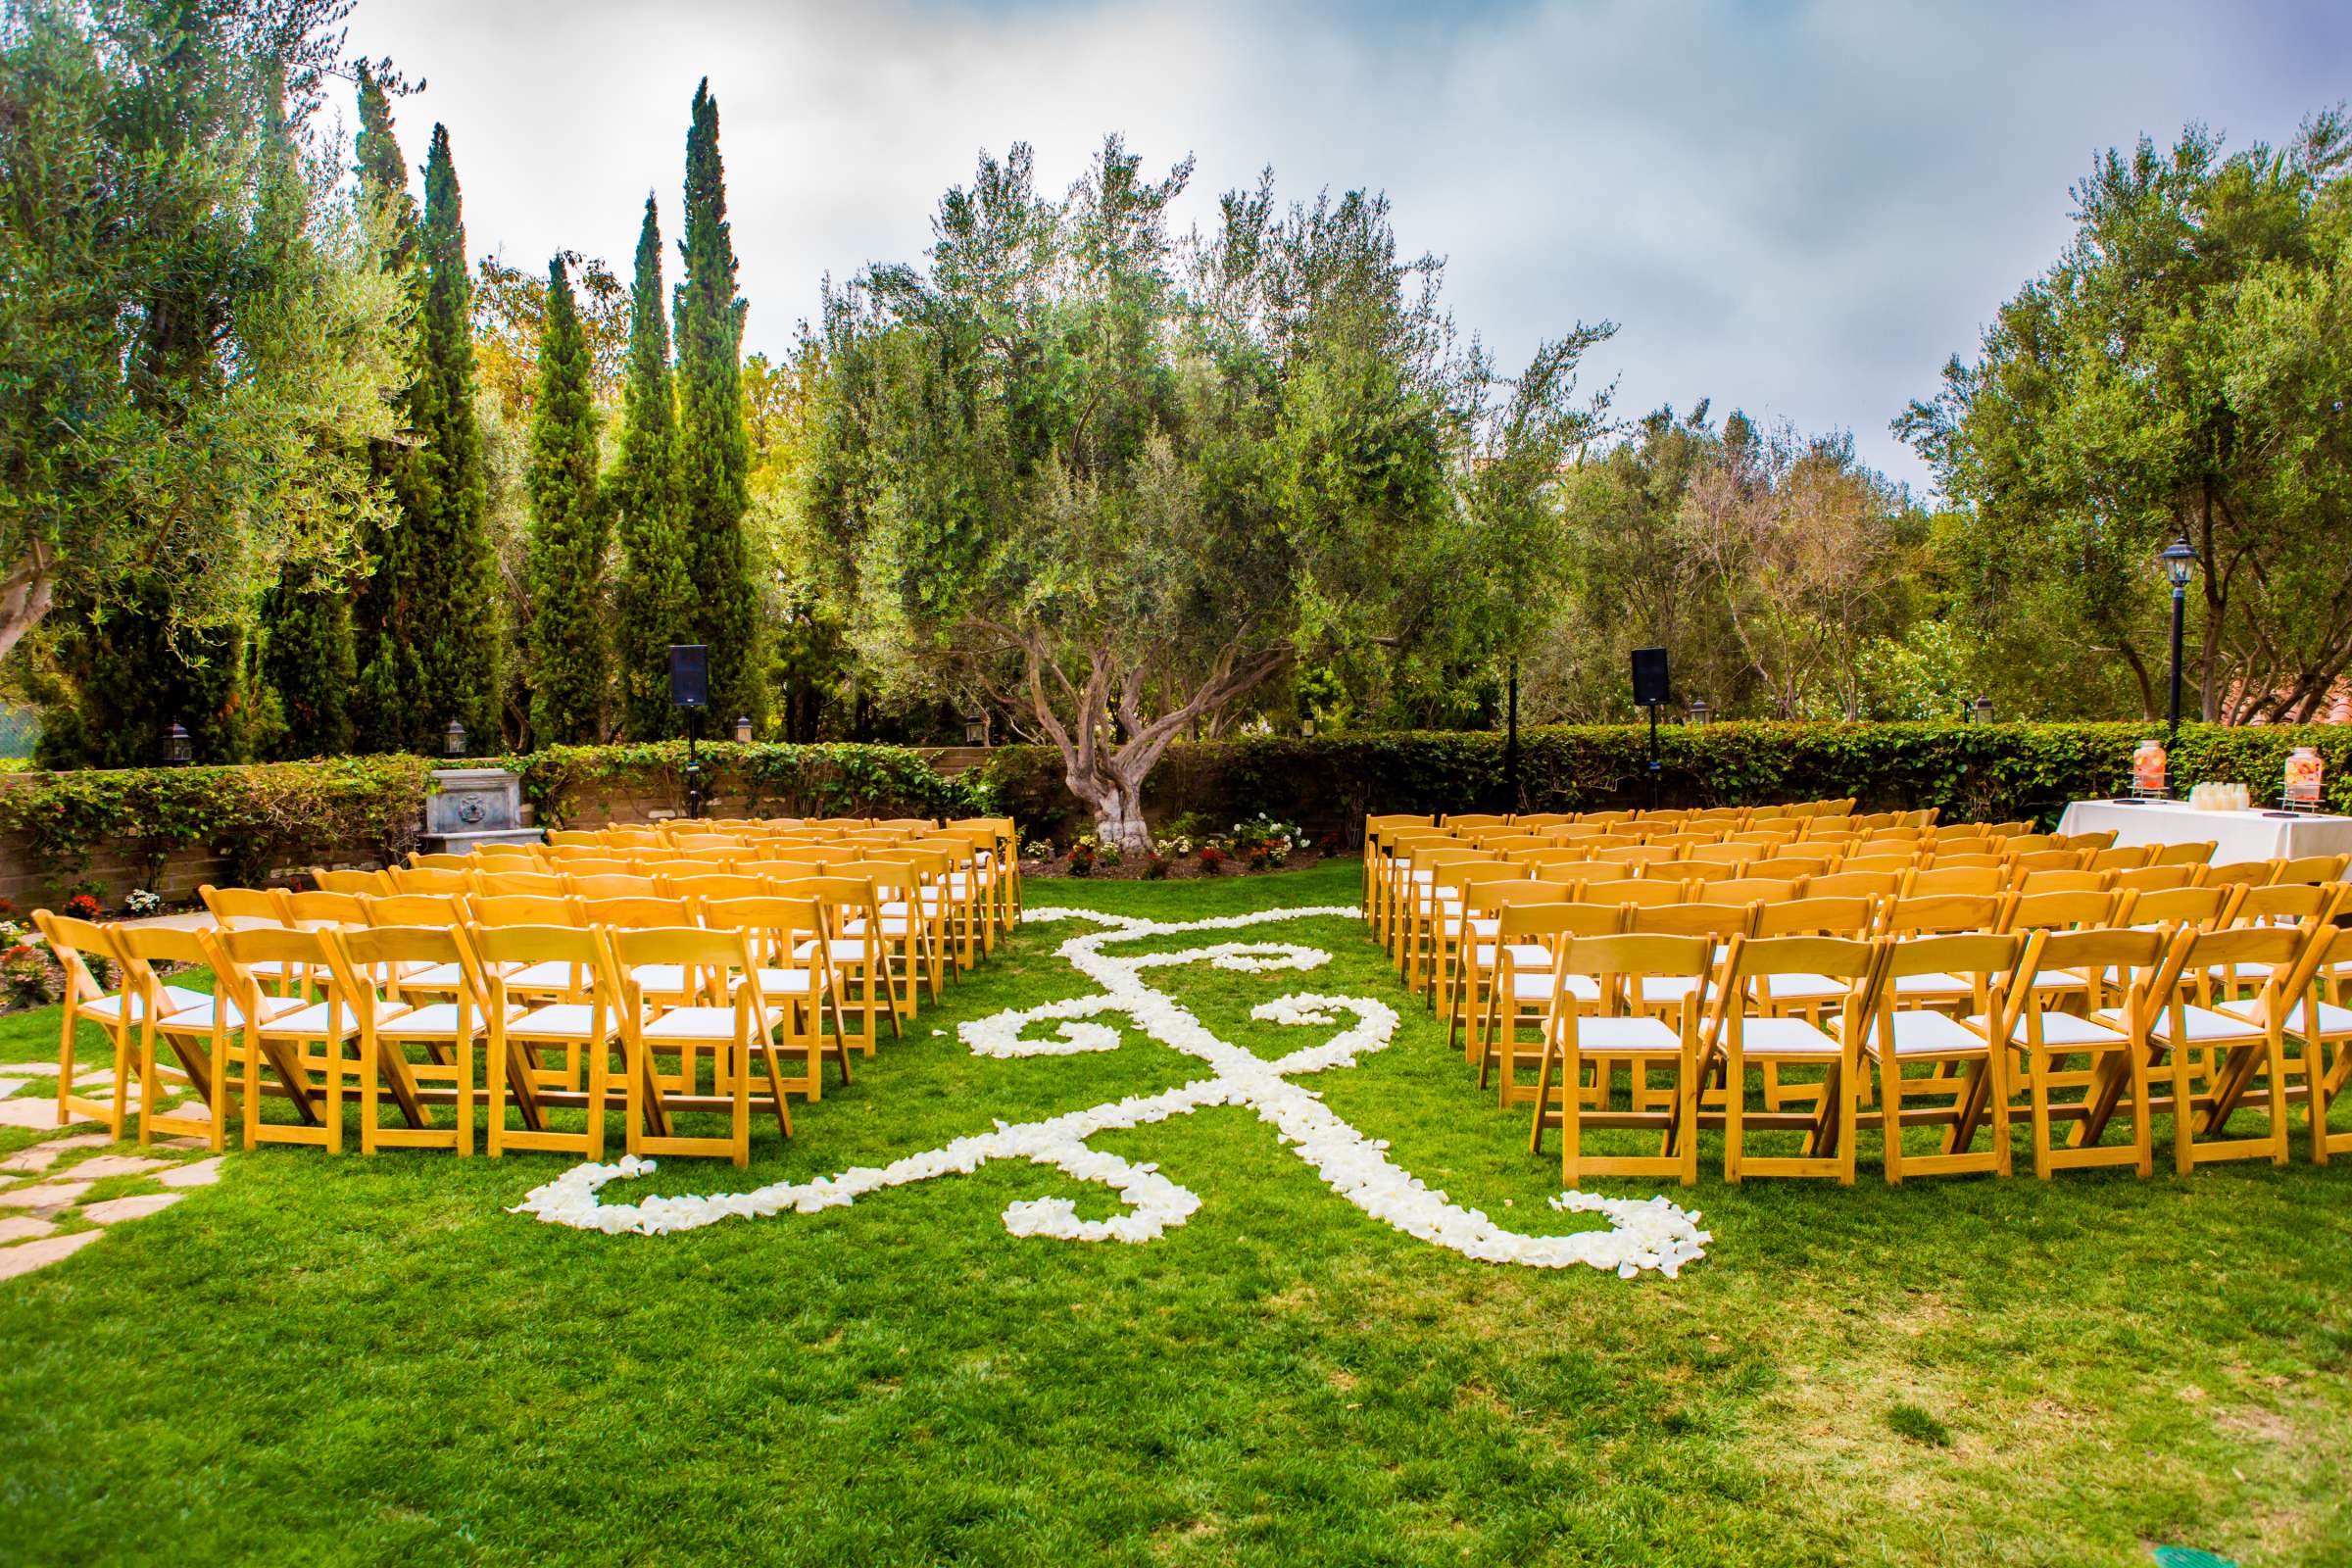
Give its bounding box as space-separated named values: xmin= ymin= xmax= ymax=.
xmin=511 ymin=741 xmax=996 ymax=829
xmin=0 ymin=754 xmax=432 ymax=896
xmin=979 ymin=721 xmax=2352 ymax=843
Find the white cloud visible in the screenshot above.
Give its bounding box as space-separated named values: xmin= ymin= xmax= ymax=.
xmin=345 ymin=0 xmax=2343 ymax=493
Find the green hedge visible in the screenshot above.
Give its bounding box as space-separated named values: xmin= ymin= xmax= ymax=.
xmin=0 ymin=754 xmax=432 ymax=896
xmin=510 ymin=741 xmax=997 ymax=830
xmin=979 ymin=722 xmax=2352 ymax=843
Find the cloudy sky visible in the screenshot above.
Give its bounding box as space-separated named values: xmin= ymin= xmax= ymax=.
xmin=337 ymin=0 xmax=2346 ymax=494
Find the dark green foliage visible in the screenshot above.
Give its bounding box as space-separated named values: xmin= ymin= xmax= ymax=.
xmin=980 ymin=721 xmax=2352 ymax=841
xmin=354 ymin=121 xmax=503 ymax=752
xmin=34 ymin=587 xmax=256 ymax=769
xmin=259 ymin=564 xmax=356 ymax=759
xmin=0 ymin=753 xmax=429 ymax=896
xmin=513 ymin=740 xmax=995 ymax=827
xmin=523 ymin=255 xmax=608 ymax=744
xmin=610 ymin=195 xmax=697 ymax=739
xmin=671 ymin=81 xmax=761 ymax=725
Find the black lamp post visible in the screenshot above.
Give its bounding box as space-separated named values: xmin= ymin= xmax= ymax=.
xmin=164 ymin=719 xmax=191 ymax=765
xmin=443 ymin=718 xmax=466 ymax=759
xmin=2160 ymin=534 xmax=2197 ymax=740
xmin=963 ymin=712 xmax=990 ymax=748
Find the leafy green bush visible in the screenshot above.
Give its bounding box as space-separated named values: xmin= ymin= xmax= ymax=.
xmin=980 ymin=721 xmax=2352 ymax=842
xmin=512 ymin=741 xmax=996 ymax=829
xmin=0 ymin=754 xmax=431 ymax=895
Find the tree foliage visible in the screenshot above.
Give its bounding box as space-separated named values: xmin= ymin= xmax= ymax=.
xmin=672 ymin=80 xmax=760 ymax=726
xmin=522 ymin=254 xmax=608 ymax=744
xmin=0 ymin=0 xmax=408 ymax=706
xmin=352 ymin=115 xmax=503 ymax=750
xmin=806 ymin=138 xmax=1608 ymax=846
xmin=1901 ymin=113 xmax=2352 ymax=722
xmin=609 ymin=194 xmax=697 ymax=739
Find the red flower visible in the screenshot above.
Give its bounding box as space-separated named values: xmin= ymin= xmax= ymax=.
xmin=63 ymin=894 xmax=101 ymax=920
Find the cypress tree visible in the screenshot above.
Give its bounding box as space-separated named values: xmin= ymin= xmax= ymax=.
xmin=610 ymin=195 xmax=698 ymax=738
xmin=260 ymin=565 xmax=357 ymax=758
xmin=355 ymin=119 xmax=501 ymax=752
xmin=673 ymin=81 xmax=762 ymax=725
xmin=524 ymin=255 xmax=608 ymax=743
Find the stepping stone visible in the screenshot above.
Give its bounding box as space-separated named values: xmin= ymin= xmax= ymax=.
xmin=1 ymin=1062 xmax=61 ymax=1076
xmin=61 ymin=1154 xmax=172 ymax=1181
xmin=157 ymin=1157 xmax=222 ymax=1189
xmin=79 ymin=1193 xmax=180 ymax=1225
xmin=0 ymin=1181 xmax=92 ymax=1213
xmin=0 ymin=1080 xmax=28 ymax=1098
xmin=0 ymin=1230 xmax=103 ymax=1281
xmin=0 ymin=1133 xmax=115 ymax=1174
xmin=0 ymin=1215 xmax=57 ymax=1244
xmin=155 ymin=1137 xmax=210 ymax=1152
xmin=0 ymin=1100 xmax=97 ymax=1131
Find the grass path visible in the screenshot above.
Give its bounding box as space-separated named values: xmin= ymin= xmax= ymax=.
xmin=1 ymin=861 xmax=2347 ymax=1565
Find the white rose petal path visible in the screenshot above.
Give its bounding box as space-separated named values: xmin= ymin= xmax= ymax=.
xmin=513 ymin=905 xmax=1712 ymax=1279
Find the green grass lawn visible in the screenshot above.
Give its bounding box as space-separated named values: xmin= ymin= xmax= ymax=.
xmin=2 ymin=859 xmax=2348 ymax=1566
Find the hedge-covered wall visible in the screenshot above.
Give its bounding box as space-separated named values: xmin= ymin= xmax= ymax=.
xmin=978 ymin=722 xmax=2352 ymax=843
xmin=511 ymin=741 xmax=997 ymax=828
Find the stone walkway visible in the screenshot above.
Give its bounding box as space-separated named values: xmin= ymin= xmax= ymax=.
xmin=0 ymin=1066 xmax=222 ymax=1282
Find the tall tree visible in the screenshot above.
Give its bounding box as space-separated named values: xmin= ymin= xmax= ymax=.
xmin=672 ymin=80 xmax=760 ymax=725
xmin=610 ymin=195 xmax=697 ymax=737
xmin=523 ymin=254 xmax=608 ymax=743
xmin=807 ymin=140 xmax=1607 ymax=848
xmin=259 ymin=563 xmax=356 ymax=758
xmin=1901 ymin=113 xmax=2352 ymax=722
xmin=355 ymin=121 xmax=503 ymax=750
xmin=0 ymin=2 xmax=407 ymax=722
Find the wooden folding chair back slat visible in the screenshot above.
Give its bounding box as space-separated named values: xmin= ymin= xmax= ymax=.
xmin=1880 ymin=894 xmax=2005 ymax=938
xmin=2114 ymin=865 xmax=2197 ymax=894
xmin=2274 ymin=854 xmax=2351 ymax=887
xmin=2152 ymin=841 xmax=2216 ymax=867
xmin=2013 ymin=868 xmax=2111 ymax=896
xmin=565 ymin=872 xmax=662 ymax=901
xmin=472 ymin=867 xmax=567 ymax=897
xmin=1751 ymin=897 xmax=1877 ymax=938
xmin=309 ymin=867 xmax=386 ymax=896
xmin=2129 ymin=886 xmax=2237 ymax=931
xmin=2203 ymin=858 xmax=2277 ymax=888
xmin=1904 ymin=865 xmax=2006 ymax=899
xmin=283 ymin=890 xmax=370 ymax=931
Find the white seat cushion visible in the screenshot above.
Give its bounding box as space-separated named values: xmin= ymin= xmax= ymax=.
xmin=507 ymin=1003 xmax=611 ymax=1040
xmin=1476 ymin=943 xmax=1552 ymax=970
xmin=1730 ymin=1014 xmax=1840 ymax=1055
xmin=397 ymin=961 xmax=466 ymax=990
xmin=1984 ymin=1009 xmax=2129 ymax=1049
xmin=2279 ymin=999 xmax=2352 ymax=1038
xmin=1570 ymin=1015 xmax=1685 ymax=1055
xmin=506 ymin=960 xmax=581 ymax=991
xmin=2103 ymin=1004 xmax=2259 ymax=1047
xmin=628 ymin=963 xmax=693 ymax=996
xmin=157 ymin=992 xmax=307 ymax=1033
xmin=735 ymin=966 xmax=820 ymax=996
xmin=258 ymin=1001 xmax=363 ymax=1039
xmin=841 ymin=918 xmax=914 ymax=938
xmin=1510 ymin=971 xmax=1600 ymax=1003
xmin=1635 ymin=975 xmax=1716 ymax=1004
xmin=2028 ymin=968 xmax=2089 ymax=991
xmin=797 ymin=939 xmax=877 ymax=963
xmin=1878 ymin=1010 xmax=1988 ymax=1055
xmin=82 ymin=985 xmax=210 ymax=1023
xmin=1891 ymin=971 xmax=1970 ymax=998
xmin=377 ymin=1001 xmax=525 ymax=1037
xmin=643 ymin=1004 xmax=786 ymax=1040
xmin=1759 ymin=973 xmax=1848 ymax=1004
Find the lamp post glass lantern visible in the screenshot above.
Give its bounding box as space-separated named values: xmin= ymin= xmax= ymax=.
xmin=2160 ymin=534 xmax=2197 ymax=738
xmin=164 ymin=720 xmax=191 ymax=765
xmin=964 ymin=712 xmax=990 ymax=747
xmin=443 ymin=718 xmax=466 ymax=759
xmin=1688 ymin=697 xmax=1710 ymax=728
xmin=1972 ymin=696 xmax=1994 ymax=725
xmin=733 ymin=714 xmax=753 ymax=745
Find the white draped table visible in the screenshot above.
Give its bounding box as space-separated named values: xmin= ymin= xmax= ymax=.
xmin=2055 ymin=798 xmax=2352 ymax=867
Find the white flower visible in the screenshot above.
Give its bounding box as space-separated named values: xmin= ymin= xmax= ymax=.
xmin=509 ymin=899 xmax=1709 ymax=1281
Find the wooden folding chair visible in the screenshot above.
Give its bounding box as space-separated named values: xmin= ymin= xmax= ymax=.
xmin=1712 ymin=933 xmax=1883 ymax=1183
xmin=1857 ymin=932 xmax=2022 ymax=1182
xmin=2114 ymin=865 xmax=2198 ymax=894
xmin=330 ymin=924 xmax=486 ymax=1155
xmin=1528 ymin=933 xmax=1717 ymax=1186
xmin=114 ymin=924 xmax=311 ymax=1151
xmin=1477 ymin=901 xmax=1618 ymax=1102
xmin=1447 ymin=879 xmax=1573 ymax=1050
xmin=610 ymin=926 xmax=793 ymax=1166
xmin=2150 ymin=840 xmax=2216 ymax=867
xmin=32 ymin=912 xmax=175 ymax=1140
xmin=308 ymin=867 xmax=387 ymax=896
xmin=472 ymin=924 xmax=622 ymax=1159
xmin=800 ymin=875 xmax=903 ymax=1052
xmin=701 ymin=895 xmax=855 ymax=1100
xmin=213 ymin=926 xmax=370 ymax=1153
xmin=2268 ymin=928 xmax=2351 ymax=1164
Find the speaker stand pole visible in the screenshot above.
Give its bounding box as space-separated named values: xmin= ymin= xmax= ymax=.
xmin=1645 ymin=702 xmax=1661 ymax=811
xmin=686 ymin=711 xmax=703 ymax=820
xmin=1504 ymin=658 xmax=1520 ymax=811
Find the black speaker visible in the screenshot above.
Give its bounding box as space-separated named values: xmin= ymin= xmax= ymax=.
xmin=667 ymin=643 xmax=710 ymax=710
xmin=1630 ymin=646 xmax=1671 ymax=709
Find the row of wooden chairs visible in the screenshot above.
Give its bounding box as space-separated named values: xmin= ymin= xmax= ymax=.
xmin=1480 ymin=892 xmax=2350 ymax=1186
